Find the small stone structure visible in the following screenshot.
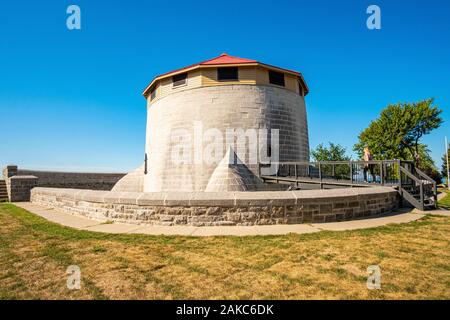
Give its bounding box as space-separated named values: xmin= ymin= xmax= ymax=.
xmin=31 ymin=187 xmax=399 ymax=226
xmin=205 ymin=147 xmax=264 ymax=192
xmin=2 ymin=165 xmax=37 ymax=202
xmin=111 ymin=164 xmax=145 ymax=192
xmin=6 ymin=175 xmax=38 ymax=202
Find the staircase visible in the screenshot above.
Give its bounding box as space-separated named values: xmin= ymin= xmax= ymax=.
xmin=0 ymin=180 xmax=8 ymax=202
xmin=399 ymin=166 xmax=437 ymax=211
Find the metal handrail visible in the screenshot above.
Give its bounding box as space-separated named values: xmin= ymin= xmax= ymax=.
xmin=259 ymin=159 xmax=436 ymax=210
xmin=415 ymin=167 xmax=436 ymax=184
xmin=399 ymin=166 xmax=422 ymax=184
xmin=399 ymin=166 xmax=424 ymax=210
xmin=415 ymin=167 xmax=437 ymax=204
xmin=262 ymin=160 xmax=406 ymax=166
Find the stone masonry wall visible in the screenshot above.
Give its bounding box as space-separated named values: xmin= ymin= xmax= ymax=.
xmin=2 ymin=165 xmax=126 ymax=202
xmin=16 ymin=169 xmax=125 ymax=190
xmin=7 ymin=176 xmax=38 ymax=201
xmin=31 ymin=187 xmax=399 ymax=226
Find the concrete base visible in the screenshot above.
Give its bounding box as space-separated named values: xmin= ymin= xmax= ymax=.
xmin=30 ymin=187 xmax=400 ymax=226
xmin=14 ymin=202 xmax=425 ymax=236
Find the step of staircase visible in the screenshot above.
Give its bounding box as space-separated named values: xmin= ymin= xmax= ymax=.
xmin=0 ymin=180 xmax=8 ymax=201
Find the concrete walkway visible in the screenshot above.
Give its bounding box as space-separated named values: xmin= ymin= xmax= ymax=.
xmin=413 ymin=208 xmax=450 ymax=217
xmin=12 ymin=202 xmax=431 ymax=237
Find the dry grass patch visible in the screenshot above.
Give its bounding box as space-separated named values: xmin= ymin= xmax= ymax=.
xmin=0 ymin=203 xmax=449 ymax=299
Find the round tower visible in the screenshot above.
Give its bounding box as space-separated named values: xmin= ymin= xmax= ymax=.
xmin=141 ymin=53 xmax=310 ymax=192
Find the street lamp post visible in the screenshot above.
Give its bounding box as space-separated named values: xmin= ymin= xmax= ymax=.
xmin=446 ymin=137 xmax=449 ymax=190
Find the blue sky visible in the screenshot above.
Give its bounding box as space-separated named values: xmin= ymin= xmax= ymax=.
xmin=0 ymin=0 xmax=449 ymax=173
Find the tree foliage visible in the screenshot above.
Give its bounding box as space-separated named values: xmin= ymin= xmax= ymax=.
xmin=414 ymin=144 xmax=442 ymax=183
xmin=311 ymin=142 xmax=351 ymax=179
xmin=311 ymin=142 xmax=350 ymax=162
xmin=353 ymin=98 xmax=443 ymax=166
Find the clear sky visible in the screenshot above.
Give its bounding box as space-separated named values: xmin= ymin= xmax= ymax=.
xmin=1 ymin=0 xmax=449 ymax=173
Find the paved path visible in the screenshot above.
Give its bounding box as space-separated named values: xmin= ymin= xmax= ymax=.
xmin=12 ymin=202 xmax=430 ymax=236
xmin=413 ymin=208 xmax=450 ymax=217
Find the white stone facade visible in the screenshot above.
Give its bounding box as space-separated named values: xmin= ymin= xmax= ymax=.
xmin=144 ymin=84 xmax=309 ymax=192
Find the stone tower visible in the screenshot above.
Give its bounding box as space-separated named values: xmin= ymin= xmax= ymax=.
xmin=115 ymin=53 xmax=310 ymax=192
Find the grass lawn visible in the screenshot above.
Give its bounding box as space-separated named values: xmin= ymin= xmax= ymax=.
xmin=0 ymin=203 xmax=449 ymax=300
xmin=438 ymin=189 xmax=450 ymax=210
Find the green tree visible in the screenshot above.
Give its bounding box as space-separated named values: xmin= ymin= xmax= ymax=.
xmin=354 ymin=98 xmax=443 ymax=166
xmin=311 ymin=142 xmax=350 ymax=179
xmin=311 ymin=142 xmax=350 ymax=161
xmin=413 ymin=144 xmax=442 ymax=183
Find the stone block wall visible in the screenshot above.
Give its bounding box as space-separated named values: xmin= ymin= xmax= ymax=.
xmin=2 ymin=165 xmax=126 ymax=202
xmin=31 ymin=187 xmax=399 ymax=226
xmin=7 ymin=176 xmax=38 ymax=201
xmin=16 ymin=169 xmax=125 ymax=190
xmin=3 ymin=165 xmax=18 ymax=178
xmin=2 ymin=165 xmax=125 ymax=191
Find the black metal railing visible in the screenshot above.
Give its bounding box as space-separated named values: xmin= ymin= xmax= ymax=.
xmin=259 ymin=160 xmax=402 ymax=187
xmin=258 ymin=160 xmax=437 ymax=210
xmin=399 ymin=166 xmax=425 ymax=210
xmin=414 ymin=167 xmax=438 ymax=207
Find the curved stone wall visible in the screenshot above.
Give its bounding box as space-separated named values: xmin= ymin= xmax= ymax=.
xmin=144 ymin=84 xmax=309 ymax=192
xmin=31 ymin=187 xmax=399 ymax=226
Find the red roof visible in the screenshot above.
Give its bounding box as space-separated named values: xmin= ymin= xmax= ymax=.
xmin=153 ymin=53 xmax=258 ymax=79
xmin=199 ymin=53 xmax=257 ymax=65
xmin=143 ymin=53 xmax=307 ymax=96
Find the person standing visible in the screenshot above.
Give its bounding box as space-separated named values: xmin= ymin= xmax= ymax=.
xmin=363 ymin=147 xmax=375 ymax=182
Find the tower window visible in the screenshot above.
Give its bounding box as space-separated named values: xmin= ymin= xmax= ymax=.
xmin=172 ymin=73 xmax=187 ymax=87
xmin=269 ymin=70 xmax=285 ymax=87
xmin=217 ymin=67 xmax=238 ymax=81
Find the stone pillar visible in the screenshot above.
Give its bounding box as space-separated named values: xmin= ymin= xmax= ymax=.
xmin=3 ymin=165 xmax=18 ymax=178
xmin=7 ymin=176 xmax=38 ymax=202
